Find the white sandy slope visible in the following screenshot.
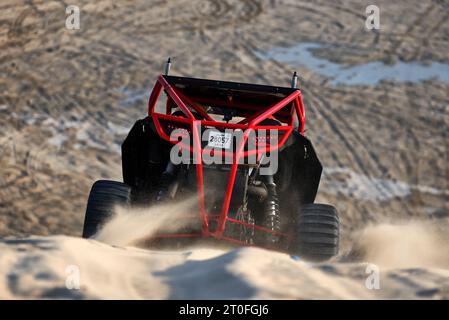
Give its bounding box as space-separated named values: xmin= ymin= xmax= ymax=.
xmin=1 ymin=230 xmax=449 ymax=299
xmin=2 ymin=202 xmax=449 ymax=299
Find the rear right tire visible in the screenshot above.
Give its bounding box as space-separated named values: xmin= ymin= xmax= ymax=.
xmin=82 ymin=180 xmax=131 ymax=238
xmin=292 ymin=203 xmax=340 ymax=261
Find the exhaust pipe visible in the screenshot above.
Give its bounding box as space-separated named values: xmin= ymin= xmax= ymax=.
xmin=291 ymin=71 xmax=298 ymax=88
xmin=164 ymin=57 xmax=171 ymax=75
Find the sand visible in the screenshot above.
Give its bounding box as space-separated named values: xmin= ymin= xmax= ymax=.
xmin=1 ymin=209 xmax=449 ymax=299
xmin=1 ymin=231 xmax=449 ymax=299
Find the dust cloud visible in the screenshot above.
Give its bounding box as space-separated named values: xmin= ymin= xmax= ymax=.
xmin=94 ymin=197 xmax=199 ymax=247
xmin=352 ymin=220 xmax=449 ymax=269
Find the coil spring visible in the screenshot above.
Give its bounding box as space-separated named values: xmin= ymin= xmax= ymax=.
xmin=263 ymin=183 xmax=281 ymax=244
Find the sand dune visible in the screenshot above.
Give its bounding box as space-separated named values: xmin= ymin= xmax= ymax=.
xmin=1 ymin=198 xmax=449 ymax=300
xmin=1 ymin=219 xmax=449 ymax=299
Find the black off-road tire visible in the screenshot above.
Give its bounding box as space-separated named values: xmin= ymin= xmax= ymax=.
xmin=293 ymin=203 xmax=340 ymax=261
xmin=82 ymin=180 xmax=131 ymax=238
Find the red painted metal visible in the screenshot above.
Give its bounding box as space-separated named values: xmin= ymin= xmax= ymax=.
xmin=213 ymin=127 xmax=252 ymax=235
xmin=191 ymin=119 xmax=209 ymax=234
xmin=147 ymin=75 xmax=306 ymax=242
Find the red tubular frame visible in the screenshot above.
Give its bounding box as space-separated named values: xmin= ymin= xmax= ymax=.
xmin=148 ymin=75 xmax=306 ymax=240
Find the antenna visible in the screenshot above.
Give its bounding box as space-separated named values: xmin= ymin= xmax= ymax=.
xmin=164 ymin=57 xmax=171 ymax=75
xmin=291 ymin=71 xmax=298 ymax=88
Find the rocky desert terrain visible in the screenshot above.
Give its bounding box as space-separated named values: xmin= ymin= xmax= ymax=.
xmin=0 ymin=0 xmax=448 ymax=299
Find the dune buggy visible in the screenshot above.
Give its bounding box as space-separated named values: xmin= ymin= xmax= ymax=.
xmin=82 ymin=61 xmax=340 ymax=261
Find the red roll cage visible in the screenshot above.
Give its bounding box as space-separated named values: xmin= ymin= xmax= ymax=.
xmin=147 ymin=74 xmax=306 ymax=242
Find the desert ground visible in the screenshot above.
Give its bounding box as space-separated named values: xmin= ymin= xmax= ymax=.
xmin=0 ymin=0 xmax=448 ymax=299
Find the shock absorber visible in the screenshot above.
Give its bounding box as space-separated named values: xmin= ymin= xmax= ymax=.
xmin=263 ymin=175 xmax=281 ymax=244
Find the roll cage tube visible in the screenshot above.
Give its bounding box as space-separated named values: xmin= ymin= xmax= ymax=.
xmin=148 ymin=75 xmax=306 ymax=134
xmin=146 ymin=74 xmax=306 ymax=237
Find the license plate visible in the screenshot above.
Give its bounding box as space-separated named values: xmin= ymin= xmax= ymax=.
xmin=208 ymin=131 xmax=232 ymax=149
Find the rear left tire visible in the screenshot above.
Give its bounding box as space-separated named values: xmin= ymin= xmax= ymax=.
xmin=82 ymin=180 xmax=131 ymax=238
